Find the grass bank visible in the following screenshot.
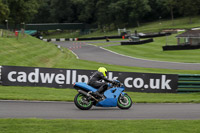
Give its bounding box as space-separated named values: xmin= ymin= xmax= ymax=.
xmin=0 ymin=86 xmax=199 ymax=103
xmin=43 ymin=16 xmax=200 ymax=39
xmin=0 ymin=119 xmax=199 ymax=133
xmin=0 ymin=35 xmax=199 ymax=74
xmin=129 ymin=16 xmax=200 ymax=33
xmin=103 ymin=33 xmax=200 ymax=63
xmin=0 ymin=33 xmax=200 ymax=103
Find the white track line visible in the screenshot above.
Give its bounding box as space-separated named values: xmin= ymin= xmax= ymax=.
xmin=70 ymin=50 xmax=79 ymax=59
xmin=99 ymin=47 xmax=200 ymax=65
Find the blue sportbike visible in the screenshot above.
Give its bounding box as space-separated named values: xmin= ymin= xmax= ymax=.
xmin=73 ymin=80 xmax=132 ymax=110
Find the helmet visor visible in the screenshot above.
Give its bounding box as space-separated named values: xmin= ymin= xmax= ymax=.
xmin=105 ymin=71 xmax=108 ymax=77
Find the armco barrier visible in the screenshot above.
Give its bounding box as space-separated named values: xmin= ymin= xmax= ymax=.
xmin=121 ymin=38 xmax=153 ymax=45
xmin=77 ymin=35 xmax=122 ymax=41
xmin=178 ymin=74 xmax=200 ymax=92
xmin=163 ymin=44 xmax=200 ymax=51
xmin=42 ymin=36 xmax=122 ymax=42
xmin=139 ymin=32 xmax=171 ymax=38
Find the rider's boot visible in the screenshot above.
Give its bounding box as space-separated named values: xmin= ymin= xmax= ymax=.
xmin=93 ymin=85 xmax=107 ymax=99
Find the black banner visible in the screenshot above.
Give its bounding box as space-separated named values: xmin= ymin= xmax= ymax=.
xmin=1 ymin=66 xmax=178 ymax=93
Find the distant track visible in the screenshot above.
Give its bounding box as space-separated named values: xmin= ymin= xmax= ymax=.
xmin=54 ymin=41 xmax=200 ymax=70
xmin=0 ymin=101 xmax=199 ymax=120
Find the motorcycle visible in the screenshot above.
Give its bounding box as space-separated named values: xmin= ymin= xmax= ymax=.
xmin=73 ymin=80 xmax=132 ymax=110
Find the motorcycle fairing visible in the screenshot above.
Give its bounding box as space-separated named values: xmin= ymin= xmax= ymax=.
xmin=96 ymin=87 xmax=125 ymax=107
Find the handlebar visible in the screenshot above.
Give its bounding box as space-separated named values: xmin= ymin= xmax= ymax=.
xmin=108 ymin=80 xmax=123 ymax=88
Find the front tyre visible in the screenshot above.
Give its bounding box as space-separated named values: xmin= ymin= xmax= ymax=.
xmin=117 ymin=94 xmax=132 ymax=109
xmin=74 ymin=93 xmax=93 ymax=110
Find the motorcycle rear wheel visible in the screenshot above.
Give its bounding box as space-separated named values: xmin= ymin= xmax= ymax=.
xmin=74 ymin=93 xmax=93 ymax=110
xmin=117 ymin=94 xmax=132 ymax=109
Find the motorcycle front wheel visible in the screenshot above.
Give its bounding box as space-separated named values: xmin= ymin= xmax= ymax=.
xmin=74 ymin=93 xmax=93 ymax=110
xmin=117 ymin=94 xmax=132 ymax=109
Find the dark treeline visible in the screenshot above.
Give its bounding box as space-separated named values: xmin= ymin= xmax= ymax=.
xmin=0 ymin=0 xmax=200 ymax=29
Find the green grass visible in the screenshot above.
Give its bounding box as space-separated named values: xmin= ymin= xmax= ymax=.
xmin=0 ymin=119 xmax=199 ymax=133
xmin=0 ymin=86 xmax=199 ymax=103
xmin=1 ymin=34 xmax=200 ymax=74
xmin=130 ymin=16 xmax=200 ymax=33
xmin=103 ymin=33 xmax=200 ymax=63
xmin=41 ymin=16 xmax=200 ymax=64
xmin=83 ymin=39 xmax=125 ymax=46
xmin=43 ymin=16 xmax=200 ymax=39
xmin=0 ymin=32 xmax=200 ymax=103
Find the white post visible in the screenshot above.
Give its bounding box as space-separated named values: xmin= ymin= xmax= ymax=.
xmin=0 ymin=29 xmax=2 ymax=37
xmin=118 ymin=29 xmax=120 ymax=35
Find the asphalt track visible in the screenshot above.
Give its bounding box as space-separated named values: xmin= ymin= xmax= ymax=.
xmin=9 ymin=41 xmax=196 ymax=120
xmin=0 ymin=100 xmax=199 ymax=120
xmin=54 ymin=41 xmax=200 ymax=70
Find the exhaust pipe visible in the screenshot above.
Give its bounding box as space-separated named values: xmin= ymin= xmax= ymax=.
xmin=78 ymin=90 xmax=98 ymax=101
xmin=78 ymin=90 xmax=90 ymax=96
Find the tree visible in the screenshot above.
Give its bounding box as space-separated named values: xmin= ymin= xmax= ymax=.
xmin=50 ymin=0 xmax=75 ymax=23
xmin=0 ymin=0 xmax=9 ymax=23
xmin=108 ymin=1 xmax=124 ymax=28
xmin=78 ymin=0 xmax=98 ymax=24
xmin=32 ymin=0 xmax=52 ymax=23
xmin=128 ymin=0 xmax=151 ymax=27
xmin=161 ymin=0 xmax=178 ymax=25
xmin=179 ymin=0 xmax=200 ymax=24
xmin=71 ymin=0 xmax=89 ymax=23
xmin=96 ymin=0 xmax=112 ymax=30
xmin=7 ymin=0 xmax=39 ymax=25
xmin=108 ymin=0 xmax=151 ymax=28
xmin=108 ymin=0 xmax=136 ymax=28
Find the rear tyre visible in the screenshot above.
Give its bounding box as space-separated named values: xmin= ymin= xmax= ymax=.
xmin=74 ymin=93 xmax=93 ymax=110
xmin=117 ymin=94 xmax=132 ymax=109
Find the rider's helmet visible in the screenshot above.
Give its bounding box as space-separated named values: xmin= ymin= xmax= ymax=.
xmin=98 ymin=67 xmax=108 ymax=77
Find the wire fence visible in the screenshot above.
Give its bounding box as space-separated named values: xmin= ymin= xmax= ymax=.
xmin=165 ymin=34 xmax=177 ymax=46
xmin=0 ymin=29 xmax=16 ymax=38
xmin=0 ymin=29 xmax=26 ymax=39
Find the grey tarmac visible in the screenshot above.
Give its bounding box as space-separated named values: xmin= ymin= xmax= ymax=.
xmin=54 ymin=41 xmax=200 ymax=70
xmin=0 ymin=100 xmax=199 ymax=120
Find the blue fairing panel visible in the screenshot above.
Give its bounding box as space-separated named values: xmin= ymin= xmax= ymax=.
xmin=74 ymin=82 xmax=97 ymax=92
xmin=96 ymin=98 xmax=117 ymax=107
xmin=96 ymin=87 xmax=124 ymax=107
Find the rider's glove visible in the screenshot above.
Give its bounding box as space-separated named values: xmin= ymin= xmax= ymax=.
xmin=112 ymin=80 xmax=118 ymax=85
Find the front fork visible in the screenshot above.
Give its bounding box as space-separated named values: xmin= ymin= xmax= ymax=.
xmin=119 ymin=92 xmax=126 ymax=100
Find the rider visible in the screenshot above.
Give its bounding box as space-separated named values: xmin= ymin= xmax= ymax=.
xmin=88 ymin=67 xmax=115 ymax=97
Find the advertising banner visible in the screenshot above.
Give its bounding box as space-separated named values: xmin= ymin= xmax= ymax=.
xmin=1 ymin=66 xmax=178 ymax=93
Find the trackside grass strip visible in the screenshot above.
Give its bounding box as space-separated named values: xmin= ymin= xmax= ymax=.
xmin=0 ymin=119 xmax=199 ymax=133
xmin=104 ymin=33 xmax=200 ymax=63
xmin=0 ymin=86 xmax=199 ymax=103
xmin=43 ymin=16 xmax=200 ymax=39
xmin=0 ymin=35 xmax=200 ymax=74
xmin=0 ymin=32 xmax=200 ymax=103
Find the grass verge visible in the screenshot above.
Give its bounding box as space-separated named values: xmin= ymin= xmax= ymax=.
xmin=0 ymin=119 xmax=199 ymax=133
xmin=0 ymin=86 xmax=199 ymax=103
xmin=43 ymin=16 xmax=200 ymax=39
xmin=0 ymin=35 xmax=200 ymax=74
xmin=104 ymin=33 xmax=200 ymax=63
xmin=1 ymin=33 xmax=200 ymax=103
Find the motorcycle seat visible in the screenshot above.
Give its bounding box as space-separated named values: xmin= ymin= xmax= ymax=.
xmin=74 ymin=82 xmax=97 ymax=92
